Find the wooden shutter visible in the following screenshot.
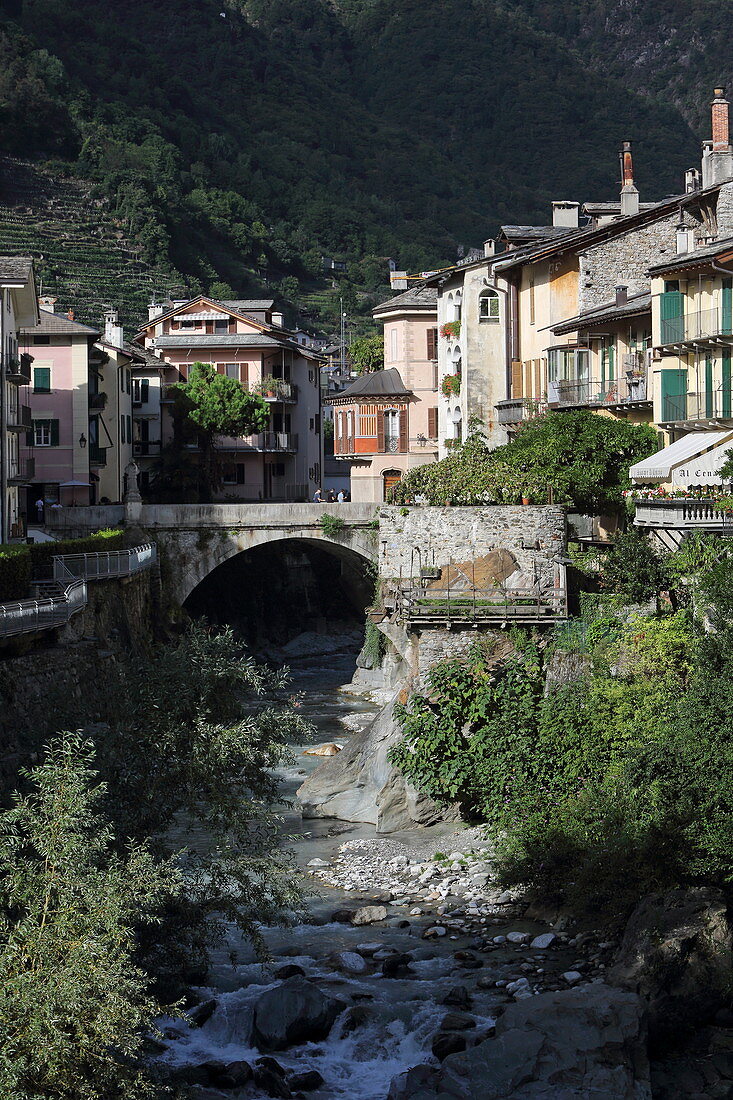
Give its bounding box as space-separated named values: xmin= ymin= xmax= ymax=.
xmin=427 ymin=327 xmax=437 ymax=360
xmin=50 ymin=419 xmax=59 ymax=446
xmin=377 ymin=411 xmax=385 ymax=453
xmin=141 ymin=379 xmax=149 ymax=401
xmin=534 ymin=359 xmax=541 ymax=397
xmin=511 ymin=359 xmax=522 ymax=399
xmin=427 ymin=407 xmax=438 ymax=438
xmin=399 ymin=407 xmax=408 ymax=452
xmin=228 ymin=318 xmax=236 ymax=334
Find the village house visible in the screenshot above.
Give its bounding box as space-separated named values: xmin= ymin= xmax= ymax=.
xmin=135 ymin=296 xmax=323 ymax=501
xmin=0 ymin=257 xmax=38 ymax=541
xmin=329 ymin=286 xmax=439 ymax=501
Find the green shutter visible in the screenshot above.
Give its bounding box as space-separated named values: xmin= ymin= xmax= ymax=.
xmin=660 ymin=291 xmax=684 ymax=343
xmin=724 ymin=349 xmax=732 ymax=418
xmin=141 ymin=378 xmax=149 ymax=401
xmin=50 ymin=420 xmax=59 ymax=446
xmin=705 ymin=354 xmax=714 ymax=418
xmin=608 ymin=345 xmax=615 ymax=383
xmin=33 ymin=366 xmax=50 ymax=392
xmin=661 ymin=369 xmax=687 ymax=422
xmin=723 ymin=278 xmax=732 ymax=336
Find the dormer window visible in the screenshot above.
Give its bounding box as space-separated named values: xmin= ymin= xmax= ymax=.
xmin=479 ymin=289 xmax=500 ymax=322
xmin=214 ymin=319 xmax=229 ymax=334
xmin=181 ymin=319 xmax=198 ymax=329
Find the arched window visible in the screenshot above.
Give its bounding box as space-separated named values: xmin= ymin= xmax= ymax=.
xmin=453 ymin=291 xmax=462 ymax=323
xmin=384 ymin=409 xmax=400 ymax=453
xmin=479 ymin=289 xmax=500 ymax=322
xmin=451 ymin=345 xmax=462 ymax=377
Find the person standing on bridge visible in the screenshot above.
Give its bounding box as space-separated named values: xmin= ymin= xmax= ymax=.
xmin=313 ymin=487 xmax=323 ymax=503
xmin=337 ymin=489 xmax=345 ymax=503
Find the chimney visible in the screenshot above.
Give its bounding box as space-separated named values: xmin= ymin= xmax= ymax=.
xmin=104 ymin=308 xmax=124 ymax=348
xmin=552 ymin=201 xmax=580 ymax=228
xmin=67 ymin=309 xmax=75 ymax=321
xmin=148 ymin=300 xmax=165 ymax=321
xmin=483 ymin=238 xmax=496 ymax=257
xmin=685 ymin=167 xmax=701 ymax=193
xmin=703 ymin=88 xmax=733 ymax=186
xmin=271 ymin=310 xmax=284 ymax=327
xmin=615 ymin=285 xmax=628 ymax=307
xmin=39 ymin=295 xmax=57 ymax=313
xmin=619 ymin=141 xmax=640 ymax=217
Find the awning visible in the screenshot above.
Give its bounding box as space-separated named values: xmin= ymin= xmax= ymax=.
xmin=630 ymin=430 xmax=733 ymax=481
xmin=176 ymin=311 xmax=224 ymax=322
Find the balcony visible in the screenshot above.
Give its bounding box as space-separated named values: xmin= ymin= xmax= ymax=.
xmin=133 ymin=440 xmax=161 ymax=457
xmin=8 ymin=457 xmax=35 ymax=484
xmin=88 ymin=392 xmax=107 ymax=410
xmin=254 ymin=431 xmax=298 ymax=452
xmin=660 ymin=307 xmax=733 ymax=347
xmin=635 ymin=498 xmax=731 ymax=532
xmin=496 ymin=398 xmax=528 ymax=426
xmin=6 ymin=353 xmax=32 ymax=385
xmin=548 ymin=375 xmax=649 ymax=409
xmin=89 ymin=444 xmax=107 ymax=467
xmin=660 ymin=386 xmax=733 ymax=428
xmin=7 ymin=403 xmax=31 ymax=431
xmin=256 ymin=380 xmax=298 ymax=403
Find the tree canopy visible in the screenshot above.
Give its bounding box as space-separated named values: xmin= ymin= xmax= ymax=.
xmin=173 ymin=362 xmax=269 ymax=438
xmin=349 ymin=334 xmax=384 ymax=374
xmin=391 ymin=411 xmax=657 ymax=513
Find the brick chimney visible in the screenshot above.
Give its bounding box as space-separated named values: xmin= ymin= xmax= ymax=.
xmin=67 ymin=309 xmax=75 ymax=321
xmin=619 ymin=141 xmax=639 ymax=217
xmin=702 ymin=87 xmax=733 ymax=187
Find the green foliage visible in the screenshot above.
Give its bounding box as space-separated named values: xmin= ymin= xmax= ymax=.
xmin=28 ymin=528 xmax=124 ymax=577
xmin=173 ymin=362 xmax=269 ymax=438
xmin=349 ymin=334 xmax=384 ymax=374
xmin=362 ymin=621 xmax=386 ymax=666
xmin=600 ymin=528 xmax=669 ymax=602
xmin=0 ymin=546 xmax=32 ymax=603
xmin=391 ymin=411 xmax=656 ymax=511
xmin=319 ymin=512 xmax=346 ymax=537
xmin=717 ymin=446 xmax=733 ymax=481
xmin=0 ymin=735 xmax=178 ymax=1100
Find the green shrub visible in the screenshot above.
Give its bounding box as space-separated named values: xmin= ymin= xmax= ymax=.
xmin=0 ymin=546 xmax=31 ymax=603
xmin=601 ymin=529 xmax=668 ymax=602
xmin=319 ymin=513 xmax=345 ymax=537
xmin=362 ymin=620 xmax=386 ymax=666
xmin=29 ymin=528 xmax=124 ymax=577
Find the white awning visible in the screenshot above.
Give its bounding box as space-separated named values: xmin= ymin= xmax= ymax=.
xmin=630 ymin=430 xmax=733 ymax=481
xmin=176 ymin=311 xmax=224 ymax=321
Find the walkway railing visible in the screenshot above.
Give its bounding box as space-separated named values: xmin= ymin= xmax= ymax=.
xmin=52 ymin=543 xmax=157 ymax=582
xmin=392 ymin=565 xmax=568 ymax=626
xmin=0 ymin=570 xmax=86 ymax=639
xmin=0 ymin=544 xmax=157 ymax=639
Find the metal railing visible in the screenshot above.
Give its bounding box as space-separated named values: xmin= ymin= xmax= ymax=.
xmin=549 ymin=376 xmax=648 ymax=408
xmin=7 ymin=403 xmax=31 ymax=430
xmin=89 ymin=443 xmax=107 ymax=466
xmin=53 ymin=543 xmax=157 ymax=582
xmin=5 ymin=353 xmax=32 ymax=385
xmin=0 ymin=573 xmax=86 ymax=639
xmin=258 ymin=381 xmax=298 ymax=402
xmin=661 ymin=385 xmax=733 ymax=423
xmin=660 ymin=307 xmax=733 ymax=345
xmin=253 ymin=432 xmax=298 ymax=452
xmin=133 ymin=440 xmax=162 ymax=456
xmin=393 ymin=564 xmax=568 ymax=626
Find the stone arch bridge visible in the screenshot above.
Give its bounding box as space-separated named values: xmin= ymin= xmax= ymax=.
xmin=47 ymin=503 xmax=380 ymax=607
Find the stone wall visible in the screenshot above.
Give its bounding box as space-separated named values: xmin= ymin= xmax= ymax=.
xmin=0 ymin=570 xmax=161 ymax=786
xmin=579 ymin=212 xmax=689 ymax=310
xmin=377 ymin=504 xmax=566 ymax=584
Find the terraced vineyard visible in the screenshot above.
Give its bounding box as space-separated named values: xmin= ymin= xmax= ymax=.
xmin=0 ymin=158 xmax=187 ymax=330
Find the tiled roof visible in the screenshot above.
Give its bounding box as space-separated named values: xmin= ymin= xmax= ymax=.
xmin=220 ymin=299 xmax=275 ymax=311
xmin=154 ymin=334 xmax=288 ymax=349
xmin=500 ymin=225 xmax=578 ymax=242
xmin=0 ymin=256 xmax=33 ymax=284
xmin=333 ymin=367 xmax=410 ymax=400
xmin=373 ymin=285 xmax=438 ymax=314
xmin=20 ymin=311 xmax=99 ymax=337
xmin=552 ymin=291 xmax=651 ymax=335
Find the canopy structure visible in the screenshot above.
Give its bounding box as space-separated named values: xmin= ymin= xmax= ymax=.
xmin=630 ymin=430 xmax=733 ymax=484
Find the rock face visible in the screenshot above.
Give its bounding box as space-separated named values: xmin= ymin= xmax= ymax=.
xmin=252 ymin=978 xmax=345 ymax=1051
xmin=297 ymin=688 xmax=453 ymax=831
xmin=609 ymin=886 xmax=733 ymax=1048
xmin=389 ymin=984 xmax=650 ymax=1099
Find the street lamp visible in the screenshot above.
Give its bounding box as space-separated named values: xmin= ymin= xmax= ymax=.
xmin=78 ymin=433 xmax=87 ymax=448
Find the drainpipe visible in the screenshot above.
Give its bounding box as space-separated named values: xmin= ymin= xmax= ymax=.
xmin=0 ymin=289 xmax=5 ymax=542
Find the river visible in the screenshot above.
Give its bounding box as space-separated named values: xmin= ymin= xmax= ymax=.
xmin=155 ymin=651 xmax=573 ymax=1099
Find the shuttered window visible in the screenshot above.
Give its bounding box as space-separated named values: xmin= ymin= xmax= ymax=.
xmin=399 ymin=408 xmax=408 ymax=452
xmin=427 ymin=407 xmax=438 ymax=438
xmin=33 ymin=419 xmax=59 ymax=446
xmin=427 ymin=327 xmax=437 ymax=360
xmin=377 ymin=412 xmax=385 ymax=452
xmin=511 ymin=360 xmax=523 ymax=399
xmin=33 ymin=366 xmax=51 ymax=393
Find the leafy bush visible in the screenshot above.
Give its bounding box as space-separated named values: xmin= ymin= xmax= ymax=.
xmin=28 ymin=528 xmax=125 ymax=577
xmin=0 ymin=545 xmax=31 ymax=602
xmin=319 ymin=513 xmax=345 ymax=537
xmin=601 ymin=528 xmax=668 ymax=602
xmin=362 ymin=620 xmax=386 ymax=666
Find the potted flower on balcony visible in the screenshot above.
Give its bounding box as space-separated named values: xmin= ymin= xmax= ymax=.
xmin=440 ymin=321 xmax=461 ymax=340
xmin=441 ymin=374 xmax=461 ymax=397
xmin=253 ymin=375 xmax=282 ymax=398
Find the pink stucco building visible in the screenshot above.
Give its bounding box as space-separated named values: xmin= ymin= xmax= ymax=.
xmin=135 ymin=296 xmax=323 ymax=500
xmin=330 ymin=286 xmax=439 ymax=502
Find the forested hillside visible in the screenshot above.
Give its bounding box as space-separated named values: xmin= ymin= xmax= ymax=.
xmin=0 ymin=0 xmax=727 ymax=328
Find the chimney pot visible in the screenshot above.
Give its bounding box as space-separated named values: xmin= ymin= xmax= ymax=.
xmin=615 ymin=285 xmax=628 ymax=307
xmin=483 ymin=238 xmax=496 ymax=257
xmin=67 ymin=309 xmax=74 ymax=320
xmin=619 ymin=140 xmax=640 ymax=216
xmin=712 ymin=87 xmax=730 ymax=151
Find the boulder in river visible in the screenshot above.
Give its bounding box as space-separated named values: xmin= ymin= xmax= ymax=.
xmin=390 ymin=984 xmax=650 ymax=1099
xmin=351 ymin=904 xmax=387 ymax=925
xmin=302 ymin=742 xmax=342 ymax=756
xmin=609 ymin=886 xmax=733 ymax=1049
xmin=431 ymin=1032 xmax=467 ymax=1061
xmin=288 ymin=1069 xmax=325 ymax=1091
xmin=252 ymin=977 xmax=346 ymax=1051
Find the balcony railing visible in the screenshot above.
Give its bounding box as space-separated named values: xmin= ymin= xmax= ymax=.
xmin=496 ymin=399 xmax=526 ymax=426
xmin=391 ymin=565 xmax=568 ymax=627
xmin=89 ymin=444 xmax=107 ymax=467
xmin=7 ymin=403 xmax=31 ymax=430
xmin=8 ymin=457 xmax=35 ymax=484
xmin=133 ymin=440 xmax=162 ymax=456
xmin=634 ymin=498 xmax=731 ymax=529
xmin=549 ymin=375 xmax=649 ymax=408
xmin=88 ymin=392 xmax=107 ymax=410
xmin=660 ymin=307 xmax=733 ymax=346
xmin=660 ymin=386 xmax=733 ymax=424
xmin=257 ymin=381 xmax=298 ymax=402
xmin=53 ymin=543 xmax=157 ymax=583
xmin=254 ymin=432 xmax=298 ymax=452
xmin=5 ymin=353 xmax=32 ymax=385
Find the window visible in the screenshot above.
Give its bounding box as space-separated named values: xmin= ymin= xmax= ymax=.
xmin=133 ymin=378 xmax=150 ymax=403
xmin=33 ymin=335 xmax=50 ymax=345
xmin=120 ymin=415 xmax=126 ymax=444
xmin=390 ymin=329 xmax=398 ymax=361
xmin=479 ymin=289 xmax=500 ymax=322
xmin=547 ymin=347 xmax=590 ymax=384
xmin=33 ymin=366 xmax=51 ymax=392
xmin=427 ymin=327 xmax=438 ymax=360
xmin=181 ymin=319 xmax=198 ymax=329
xmin=214 ymin=319 xmax=229 ymax=334
xmin=427 ymin=407 xmax=438 ymax=438
xmin=271 ymin=462 xmax=285 ymax=477
xmin=224 ymin=363 xmax=240 ymax=380
xmin=33 ymin=419 xmax=59 ymax=446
